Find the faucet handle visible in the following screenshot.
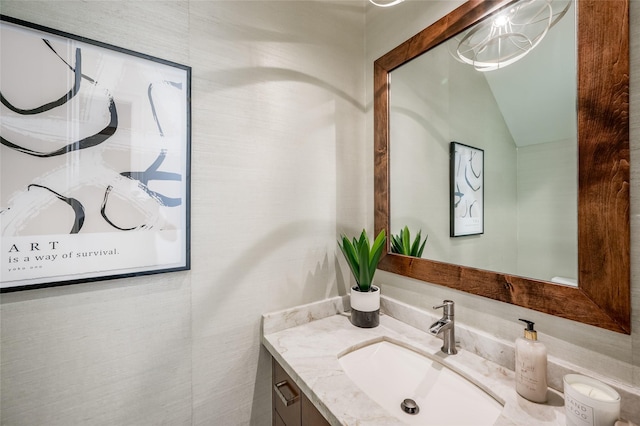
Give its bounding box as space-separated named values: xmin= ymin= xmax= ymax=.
xmin=433 ymin=300 xmax=454 ymax=317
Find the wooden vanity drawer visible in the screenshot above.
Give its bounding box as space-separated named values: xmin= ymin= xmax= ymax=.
xmin=273 ymin=358 xmax=301 ymax=426
xmin=272 ymin=358 xmax=330 ymax=426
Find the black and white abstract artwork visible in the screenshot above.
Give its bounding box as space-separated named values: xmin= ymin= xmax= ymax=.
xmin=0 ymin=16 xmax=191 ymax=291
xmin=450 ymin=141 xmax=484 ymax=237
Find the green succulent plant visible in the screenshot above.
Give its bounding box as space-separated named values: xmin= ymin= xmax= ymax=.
xmin=338 ymin=229 xmax=386 ymax=292
xmin=391 ymin=226 xmax=427 ymax=257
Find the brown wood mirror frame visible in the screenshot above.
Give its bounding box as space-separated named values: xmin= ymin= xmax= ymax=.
xmin=374 ymin=0 xmax=630 ymax=333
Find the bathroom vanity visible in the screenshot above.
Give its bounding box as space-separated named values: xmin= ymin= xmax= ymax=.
xmin=262 ymin=296 xmax=639 ymax=425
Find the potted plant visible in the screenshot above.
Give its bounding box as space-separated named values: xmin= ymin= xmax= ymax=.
xmin=391 ymin=226 xmax=427 ymax=257
xmin=338 ymin=229 xmax=386 ymax=328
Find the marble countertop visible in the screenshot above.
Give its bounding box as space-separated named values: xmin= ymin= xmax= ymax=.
xmin=261 ymin=297 xmax=566 ymax=425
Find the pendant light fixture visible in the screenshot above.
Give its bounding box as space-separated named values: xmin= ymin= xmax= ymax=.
xmin=452 ymin=0 xmax=572 ymax=72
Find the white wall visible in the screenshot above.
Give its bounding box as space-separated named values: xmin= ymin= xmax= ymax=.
xmin=0 ymin=1 xmax=366 ymax=425
xmin=517 ymin=138 xmax=578 ymax=281
xmin=367 ymin=0 xmax=639 ymax=392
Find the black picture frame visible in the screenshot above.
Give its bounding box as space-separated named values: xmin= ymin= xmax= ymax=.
xmin=450 ymin=141 xmax=484 ymax=237
xmin=1 ymin=15 xmax=191 ymax=292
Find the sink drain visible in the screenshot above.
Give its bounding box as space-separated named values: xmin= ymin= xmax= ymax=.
xmin=400 ymin=398 xmax=419 ymax=415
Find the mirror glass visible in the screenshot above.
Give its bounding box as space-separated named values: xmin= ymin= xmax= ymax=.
xmin=389 ymin=1 xmax=577 ymax=284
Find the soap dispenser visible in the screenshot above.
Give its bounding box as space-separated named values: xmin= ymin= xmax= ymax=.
xmin=515 ymin=319 xmax=548 ymax=403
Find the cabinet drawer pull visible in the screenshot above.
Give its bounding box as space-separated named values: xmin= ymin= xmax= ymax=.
xmin=274 ymin=380 xmax=299 ymax=406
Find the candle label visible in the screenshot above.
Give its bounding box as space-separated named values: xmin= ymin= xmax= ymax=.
xmin=565 ymin=392 xmax=594 ymax=426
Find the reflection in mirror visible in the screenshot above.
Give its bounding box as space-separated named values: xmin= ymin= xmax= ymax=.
xmin=389 ymin=1 xmax=577 ymax=284
xmin=374 ymin=0 xmax=630 ymax=333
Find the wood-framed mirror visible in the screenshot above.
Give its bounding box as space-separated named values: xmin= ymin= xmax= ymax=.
xmin=374 ymin=0 xmax=630 ymax=333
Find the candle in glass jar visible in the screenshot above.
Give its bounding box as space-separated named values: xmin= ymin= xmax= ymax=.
xmin=564 ymin=374 xmax=621 ymax=426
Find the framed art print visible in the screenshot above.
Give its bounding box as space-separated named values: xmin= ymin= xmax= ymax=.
xmin=1 ymin=16 xmax=191 ymax=292
xmin=450 ymin=141 xmax=484 ymax=237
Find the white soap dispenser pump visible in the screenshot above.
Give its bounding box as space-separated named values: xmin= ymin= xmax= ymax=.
xmin=515 ymin=319 xmax=548 ymax=403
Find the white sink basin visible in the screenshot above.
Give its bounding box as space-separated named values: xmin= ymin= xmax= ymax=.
xmin=338 ymin=340 xmax=503 ymax=425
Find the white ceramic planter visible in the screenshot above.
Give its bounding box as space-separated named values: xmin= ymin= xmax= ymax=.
xmin=350 ymin=285 xmax=380 ymax=328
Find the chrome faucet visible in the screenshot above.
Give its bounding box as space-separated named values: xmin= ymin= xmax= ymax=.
xmin=429 ymin=300 xmax=457 ymax=355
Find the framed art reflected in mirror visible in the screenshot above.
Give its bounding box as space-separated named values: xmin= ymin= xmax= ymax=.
xmin=450 ymin=142 xmax=484 ymax=238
